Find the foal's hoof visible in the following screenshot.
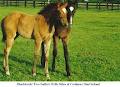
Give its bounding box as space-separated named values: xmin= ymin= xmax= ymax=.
xmin=47 ymin=76 xmax=50 ymax=80
xmin=67 ymin=76 xmax=72 ymax=81
xmin=68 ymin=76 xmax=71 ymax=79
xmin=6 ymin=71 xmax=10 ymax=76
xmin=46 ymin=74 xmax=50 ymax=80
xmin=67 ymin=73 xmax=71 ymax=77
xmin=40 ymin=64 xmax=45 ymax=68
xmin=46 ymin=77 xmax=50 ymax=81
xmin=32 ymin=73 xmax=36 ymax=76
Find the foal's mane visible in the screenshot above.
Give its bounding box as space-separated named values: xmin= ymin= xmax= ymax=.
xmin=38 ymin=3 xmax=61 ymax=32
xmin=38 ymin=3 xmax=60 ymax=23
xmin=38 ymin=3 xmax=58 ymax=15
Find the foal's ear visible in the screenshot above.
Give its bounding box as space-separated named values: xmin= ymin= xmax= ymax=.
xmin=57 ymin=2 xmax=61 ymax=8
xmin=61 ymin=3 xmax=68 ymax=8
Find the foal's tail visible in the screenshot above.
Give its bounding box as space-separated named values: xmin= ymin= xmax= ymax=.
xmin=1 ymin=18 xmax=6 ymax=42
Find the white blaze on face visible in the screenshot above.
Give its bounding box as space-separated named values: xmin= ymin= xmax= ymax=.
xmin=69 ymin=6 xmax=74 ymax=25
xmin=70 ymin=16 xmax=73 ymax=25
xmin=69 ymin=6 xmax=74 ymax=12
xmin=62 ymin=8 xmax=67 ymax=14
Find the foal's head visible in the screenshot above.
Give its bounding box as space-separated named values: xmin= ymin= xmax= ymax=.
xmin=38 ymin=3 xmax=68 ymax=27
xmin=57 ymin=3 xmax=68 ymax=27
xmin=66 ymin=0 xmax=77 ymax=25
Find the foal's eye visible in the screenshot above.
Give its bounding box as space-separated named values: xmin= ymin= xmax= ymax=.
xmin=60 ymin=16 xmax=63 ymax=19
xmin=60 ymin=16 xmax=65 ymax=19
xmin=62 ymin=8 xmax=67 ymax=14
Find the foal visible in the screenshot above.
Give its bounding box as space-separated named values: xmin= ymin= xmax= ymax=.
xmin=41 ymin=1 xmax=77 ymax=77
xmin=1 ymin=3 xmax=68 ymax=79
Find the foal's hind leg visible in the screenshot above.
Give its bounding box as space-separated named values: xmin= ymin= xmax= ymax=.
xmin=32 ymin=39 xmax=41 ymax=76
xmin=40 ymin=42 xmax=45 ymax=68
xmin=3 ymin=38 xmax=14 ymax=75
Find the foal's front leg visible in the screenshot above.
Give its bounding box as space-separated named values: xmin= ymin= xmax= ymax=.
xmin=52 ymin=35 xmax=58 ymax=71
xmin=44 ymin=39 xmax=51 ymax=80
xmin=62 ymin=38 xmax=71 ymax=76
xmin=32 ymin=39 xmax=41 ymax=76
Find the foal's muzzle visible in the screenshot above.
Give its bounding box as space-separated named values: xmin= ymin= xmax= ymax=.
xmin=62 ymin=20 xmax=69 ymax=27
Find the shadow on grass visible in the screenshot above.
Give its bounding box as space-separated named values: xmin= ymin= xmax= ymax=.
xmin=0 ymin=53 xmax=32 ymax=66
xmin=0 ymin=53 xmax=44 ymax=76
xmin=0 ymin=53 xmax=67 ymax=77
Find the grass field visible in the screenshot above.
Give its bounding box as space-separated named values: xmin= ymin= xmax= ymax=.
xmin=0 ymin=7 xmax=120 ymax=81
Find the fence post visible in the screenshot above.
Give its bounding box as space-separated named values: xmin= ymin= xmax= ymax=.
xmin=16 ymin=0 xmax=17 ymax=6
xmin=84 ymin=0 xmax=88 ymax=10
xmin=25 ymin=0 xmax=27 ymax=7
xmin=96 ymin=1 xmax=98 ymax=9
xmin=111 ymin=2 xmax=113 ymax=10
xmin=86 ymin=2 xmax=88 ymax=10
xmin=6 ymin=0 xmax=8 ymax=6
xmin=75 ymin=0 xmax=78 ymax=8
xmin=16 ymin=0 xmax=19 ymax=6
xmin=2 ymin=0 xmax=5 ymax=6
xmin=98 ymin=2 xmax=101 ymax=10
xmin=118 ymin=1 xmax=120 ymax=10
xmin=43 ymin=1 xmax=45 ymax=6
xmin=33 ymin=0 xmax=35 ymax=8
xmin=106 ymin=1 xmax=108 ymax=10
xmin=10 ymin=0 xmax=12 ymax=6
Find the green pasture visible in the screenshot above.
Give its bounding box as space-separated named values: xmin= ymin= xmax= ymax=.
xmin=0 ymin=7 xmax=120 ymax=81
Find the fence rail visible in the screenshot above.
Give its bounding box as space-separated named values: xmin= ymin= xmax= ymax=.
xmin=78 ymin=2 xmax=120 ymax=10
xmin=0 ymin=0 xmax=120 ymax=10
xmin=0 ymin=0 xmax=49 ymax=7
